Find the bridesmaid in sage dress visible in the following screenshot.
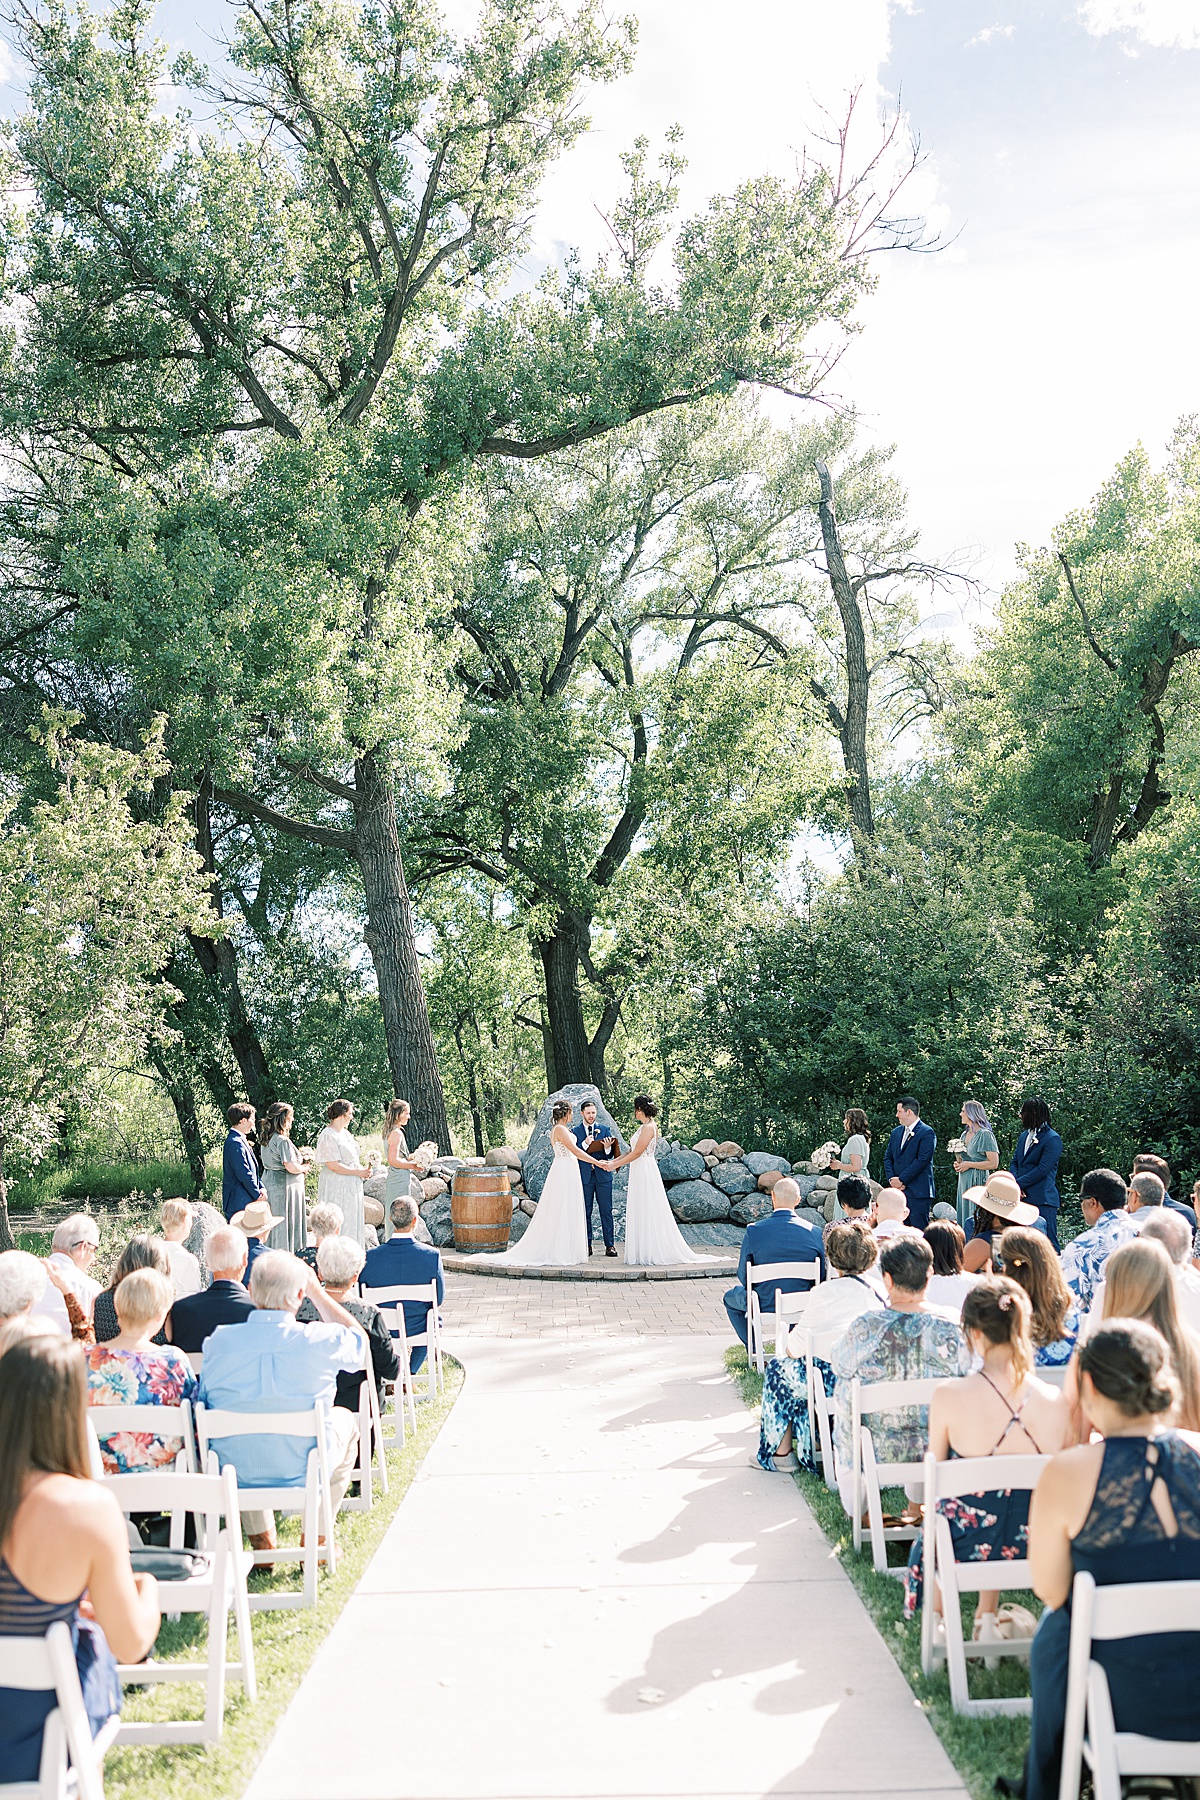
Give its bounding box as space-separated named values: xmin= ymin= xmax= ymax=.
xmin=383 ymin=1098 xmax=424 ymax=1240
xmin=954 ymin=1099 xmax=999 ymax=1229
xmin=260 ymin=1101 xmax=308 ymax=1255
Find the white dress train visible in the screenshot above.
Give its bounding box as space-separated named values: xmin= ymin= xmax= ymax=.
xmin=489 ymin=1138 xmax=589 ymax=1267
xmin=624 ymin=1127 xmax=718 ymax=1267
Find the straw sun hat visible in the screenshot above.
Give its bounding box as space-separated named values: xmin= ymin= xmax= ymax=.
xmin=970 ymin=1172 xmax=1039 ymax=1227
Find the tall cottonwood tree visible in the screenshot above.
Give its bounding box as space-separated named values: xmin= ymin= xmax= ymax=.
xmin=0 ymin=0 xmax=929 ymax=1141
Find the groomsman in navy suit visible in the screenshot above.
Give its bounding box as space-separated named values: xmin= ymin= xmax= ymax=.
xmin=883 ymin=1096 xmax=937 ymax=1231
xmin=573 ymin=1101 xmax=618 ymax=1257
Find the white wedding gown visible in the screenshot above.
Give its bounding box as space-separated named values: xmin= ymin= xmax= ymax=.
xmin=624 ymin=1127 xmax=718 ymax=1267
xmin=489 ymin=1137 xmax=589 ymax=1267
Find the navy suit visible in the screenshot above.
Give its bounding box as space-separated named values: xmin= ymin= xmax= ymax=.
xmin=883 ymin=1119 xmax=937 ymax=1230
xmin=1010 ymin=1128 xmax=1063 ymax=1250
xmin=1164 ymin=1194 xmax=1199 ymax=1232
xmin=222 ymin=1129 xmax=263 ymax=1221
xmin=573 ymin=1120 xmax=617 ymax=1250
xmin=362 ymin=1233 xmax=445 ymax=1372
xmin=168 ymin=1278 xmax=254 ymax=1354
xmin=724 ymin=1209 xmax=826 ymax=1348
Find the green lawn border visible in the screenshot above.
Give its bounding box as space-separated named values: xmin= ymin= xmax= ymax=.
xmin=725 ymin=1346 xmax=1030 ymax=1800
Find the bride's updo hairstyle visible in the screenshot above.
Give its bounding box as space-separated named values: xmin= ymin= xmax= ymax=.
xmin=551 ymin=1101 xmax=571 ymax=1124
xmin=632 ymin=1095 xmax=657 ymax=1118
xmin=1079 ymin=1319 xmax=1179 ymax=1419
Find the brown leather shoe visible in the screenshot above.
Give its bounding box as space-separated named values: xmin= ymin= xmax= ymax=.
xmin=248 ymin=1529 xmax=277 ymax=1572
xmin=605 ymin=1246 xmax=617 ymax=1258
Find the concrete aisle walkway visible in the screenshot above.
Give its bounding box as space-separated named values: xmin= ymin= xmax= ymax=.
xmin=246 ymin=1334 xmax=968 ymax=1800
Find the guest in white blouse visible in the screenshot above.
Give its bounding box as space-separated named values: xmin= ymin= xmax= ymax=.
xmin=314 ymin=1100 xmax=375 ymax=1248
xmin=923 ymin=1220 xmax=980 ymax=1319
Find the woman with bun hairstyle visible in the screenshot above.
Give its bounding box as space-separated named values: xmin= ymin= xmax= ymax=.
xmin=1012 ymin=1321 xmax=1200 ymax=1800
xmin=999 ymin=1226 xmax=1082 ymax=1368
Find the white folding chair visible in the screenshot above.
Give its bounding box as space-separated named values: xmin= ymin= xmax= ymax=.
xmin=184 ymin=1352 xmax=203 ymax=1376
xmin=87 ymin=1401 xmax=197 ymax=1475
xmin=0 ymin=1620 xmax=119 ymax=1800
xmin=1058 ymin=1572 xmax=1200 ymax=1800
xmin=797 ymin=1325 xmax=844 ymax=1493
xmin=851 ymin=1376 xmax=946 ymax=1574
xmin=103 ymin=1464 xmax=257 ymax=1743
xmin=368 ymin=1282 xmax=443 ymax=1404
xmin=919 ymin=1451 xmax=1050 ymax=1714
xmin=194 ymin=1402 xmax=336 ymax=1612
xmin=337 ymin=1341 xmax=389 ymax=1512
xmin=1037 ymin=1364 xmax=1069 ymax=1390
xmin=773 ymin=1289 xmax=814 ymax=1358
xmin=746 ymin=1261 xmax=821 ymax=1373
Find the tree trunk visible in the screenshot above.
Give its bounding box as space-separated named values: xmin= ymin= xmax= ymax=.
xmin=588 ymin=991 xmax=625 ymax=1098
xmin=151 ymin=1048 xmax=208 ymax=1196
xmin=0 ymin=1133 xmax=13 ymax=1254
xmin=198 ymin=1057 xmax=237 ymax=1120
xmin=190 ymin=782 xmax=277 ymax=1110
xmin=354 ymin=749 xmax=453 ymax=1150
xmin=537 ymin=916 xmax=591 ymax=1087
xmin=816 ymin=460 xmax=874 ymax=839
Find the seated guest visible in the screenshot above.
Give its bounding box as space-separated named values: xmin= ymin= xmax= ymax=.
xmin=723 ymin=1178 xmax=825 ymax=1350
xmin=1060 ymin=1168 xmax=1139 ymax=1312
xmin=999 ymin=1227 xmax=1082 ymax=1367
xmin=923 ymin=1220 xmax=980 ymax=1315
xmin=165 ymin=1226 xmax=254 ymax=1353
xmin=84 ymin=1271 xmax=197 ymax=1474
xmin=299 ymin=1236 xmax=399 ymax=1415
xmin=0 ymin=1251 xmax=49 ymax=1330
xmin=199 ymin=1251 xmax=365 ymax=1559
xmin=222 ymin=1102 xmax=265 ymax=1222
xmin=229 ymin=1197 xmax=285 ymax=1283
xmin=1075 ymin=1237 xmax=1200 ymax=1431
xmin=756 ymin=1222 xmax=883 ymax=1473
xmin=872 ymin=1190 xmax=923 ymax=1244
xmin=962 ymin=1173 xmax=1042 ymax=1274
xmin=1137 ymin=1210 xmax=1200 ymax=1333
xmin=903 ymin=1278 xmax=1071 ymax=1631
xmin=92 ymin=1235 xmax=171 ymax=1344
xmin=361 ymin=1196 xmax=445 ymax=1372
xmin=0 ymin=1335 xmax=159 ymax=1784
xmin=830 ymin=1236 xmax=971 ymax=1514
xmin=1019 ymin=1321 xmax=1200 ymax=1800
xmin=29 ymin=1214 xmax=102 ymax=1332
xmin=1132 ymin=1152 xmax=1197 ymax=1231
xmin=1126 ymin=1167 xmax=1168 ymax=1225
xmin=834 ymin=1175 xmax=874 ymax=1228
xmin=299 ymin=1203 xmax=344 ymax=1270
xmin=159 ymin=1199 xmax=202 ymax=1299
xmin=883 ymin=1096 xmax=937 ymax=1231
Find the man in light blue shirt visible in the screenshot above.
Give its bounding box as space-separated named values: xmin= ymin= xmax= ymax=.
xmin=200 ymin=1250 xmax=366 ymax=1555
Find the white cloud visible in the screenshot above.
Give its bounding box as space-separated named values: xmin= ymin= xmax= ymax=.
xmin=1080 ymin=1 xmax=1200 ymax=49
xmin=967 ymin=24 xmax=1016 ymax=46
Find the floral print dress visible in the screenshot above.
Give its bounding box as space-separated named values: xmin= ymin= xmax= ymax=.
xmin=84 ymin=1345 xmax=198 ymax=1474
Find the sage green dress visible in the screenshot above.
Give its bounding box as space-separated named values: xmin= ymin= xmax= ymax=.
xmin=956 ymin=1127 xmax=998 ymax=1228
xmin=262 ymin=1133 xmax=306 ymax=1254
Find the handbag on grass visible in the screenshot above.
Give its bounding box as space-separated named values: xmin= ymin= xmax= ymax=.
xmin=129 ymin=1547 xmax=208 ymax=1582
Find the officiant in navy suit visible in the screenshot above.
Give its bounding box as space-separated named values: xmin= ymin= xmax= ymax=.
xmin=573 ymin=1101 xmax=618 ymax=1258
xmin=883 ymin=1096 xmax=937 ymax=1230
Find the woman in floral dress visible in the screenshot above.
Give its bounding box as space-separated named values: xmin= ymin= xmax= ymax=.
xmin=85 ymin=1268 xmax=196 ymax=1475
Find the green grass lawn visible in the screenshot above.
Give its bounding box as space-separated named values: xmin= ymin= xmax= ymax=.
xmin=725 ymin=1347 xmax=1030 ymax=1800
xmin=101 ymin=1364 xmax=463 ymax=1800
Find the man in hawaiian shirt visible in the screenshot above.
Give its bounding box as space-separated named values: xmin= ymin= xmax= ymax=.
xmin=1060 ymin=1168 xmax=1139 ymax=1312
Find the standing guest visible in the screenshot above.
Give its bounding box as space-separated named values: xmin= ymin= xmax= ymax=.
xmin=229 ymin=1198 xmax=285 ymax=1284
xmin=361 ymin=1196 xmax=445 ymax=1373
xmin=883 ymin=1096 xmax=937 ymax=1230
xmin=962 ymin=1173 xmax=1044 ymax=1274
xmin=199 ymin=1251 xmax=365 ymax=1560
xmin=92 ymin=1236 xmax=171 ymax=1345
xmin=222 ymin=1103 xmax=266 ymax=1223
xmin=299 ymin=1203 xmax=344 ymax=1270
xmin=1079 ymin=1237 xmax=1200 ymax=1431
xmin=755 ymin=1222 xmax=883 ymax=1472
xmin=36 ymin=1215 xmax=102 ymax=1323
xmin=0 ymin=1335 xmax=159 ymax=1784
xmin=1131 ymin=1152 xmax=1197 ymax=1231
xmin=165 ymin=1226 xmax=254 ymax=1353
xmin=953 ymin=1100 xmax=999 ymax=1230
xmin=383 ymin=1099 xmax=424 ymax=1240
xmin=923 ymin=1221 xmax=980 ymax=1315
xmin=84 ymin=1271 xmax=197 ymax=1474
xmin=828 ymin=1108 xmax=872 ymax=1180
xmin=999 ymin=1227 xmax=1083 ymax=1368
xmin=1060 ymin=1168 xmax=1138 ymax=1313
xmin=159 ymin=1199 xmax=202 ymax=1299
xmin=1137 ymin=1211 xmax=1200 ymax=1334
xmin=830 ymin=1236 xmax=970 ymax=1515
xmin=1017 ymin=1322 xmax=1200 ymax=1800
xmin=299 ymin=1236 xmax=399 ymax=1414
xmin=314 ymin=1100 xmax=373 ymax=1249
xmin=1009 ymin=1097 xmax=1063 ymax=1249
xmin=260 ymin=1102 xmax=308 ymax=1255
xmin=723 ymin=1178 xmax=826 ymax=1350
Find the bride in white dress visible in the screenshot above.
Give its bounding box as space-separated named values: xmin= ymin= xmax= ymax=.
xmin=489 ymin=1101 xmax=599 ymax=1267
xmin=616 ymin=1096 xmax=717 ymax=1267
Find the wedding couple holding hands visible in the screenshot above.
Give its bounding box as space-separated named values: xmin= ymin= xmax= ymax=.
xmin=492 ymin=1096 xmax=714 ymax=1269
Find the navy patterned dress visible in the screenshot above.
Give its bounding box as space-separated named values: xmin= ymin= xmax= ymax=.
xmin=0 ymin=1557 xmax=121 ymax=1781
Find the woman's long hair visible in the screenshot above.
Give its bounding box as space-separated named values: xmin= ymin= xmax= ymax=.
xmin=962 ymin=1100 xmax=991 ymax=1134
xmin=105 ymin=1233 xmax=169 ymax=1296
xmin=1102 ymin=1238 xmax=1200 ymax=1430
xmin=262 ymin=1101 xmax=293 ymax=1146
xmin=0 ymin=1336 xmax=90 ymax=1558
xmin=844 ymin=1107 xmax=871 ymax=1144
xmin=384 ymin=1098 xmax=410 ymax=1137
xmin=1000 ymin=1226 xmax=1072 ymax=1347
xmin=925 ymin=1220 xmax=966 ymax=1277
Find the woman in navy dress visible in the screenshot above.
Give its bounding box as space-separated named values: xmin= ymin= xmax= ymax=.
xmin=0 ymin=1333 xmax=160 ymax=1782
xmin=1009 ymin=1096 xmax=1063 ymax=1250
xmin=1016 ymin=1319 xmax=1200 ymax=1800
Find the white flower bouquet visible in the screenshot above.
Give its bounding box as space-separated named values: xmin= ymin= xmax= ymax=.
xmin=811 ymin=1140 xmax=841 ymax=1171
xmin=946 ymin=1137 xmax=967 ymax=1156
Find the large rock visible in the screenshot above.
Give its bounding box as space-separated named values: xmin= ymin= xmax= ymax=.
xmin=730 ymin=1192 xmax=773 ymax=1225
xmin=692 ymin=1139 xmax=718 ymax=1155
xmin=657 ymin=1148 xmax=706 ymax=1182
xmin=508 ymin=1207 xmax=530 ymax=1243
xmin=363 ymin=1197 xmax=385 ymax=1227
xmin=796 ymin=1206 xmax=826 ymax=1232
xmin=710 ymin=1161 xmax=758 ymax=1197
xmin=680 ymin=1221 xmax=742 ymax=1249
xmin=519 ymin=1196 xmax=538 ymax=1217
xmin=521 ymin=1084 xmax=629 ymax=1203
xmin=418 ymin=1192 xmax=455 ymax=1249
xmin=744 ymin=1151 xmax=792 ymax=1176
xmin=485 ymin=1146 xmax=524 ymax=1170
xmin=362 ymin=1170 xmax=389 ymax=1203
xmin=792 ymin=1160 xmax=819 ymax=1176
xmin=421 ymin=1176 xmax=450 ymax=1202
xmin=429 ymin=1157 xmax=466 ymax=1179
xmin=757 ymin=1169 xmax=785 ymax=1192
xmin=714 ymin=1140 xmax=744 ymax=1161
xmin=795 ymin=1174 xmax=820 ymax=1202
xmin=666 ymin=1180 xmax=732 ymax=1223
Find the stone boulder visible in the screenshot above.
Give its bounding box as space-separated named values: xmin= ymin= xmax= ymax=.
xmin=519 ymin=1196 xmax=538 ymax=1217
xmin=710 ymin=1161 xmax=757 ymax=1197
xmin=795 ymin=1174 xmax=820 ymax=1202
xmin=730 ymin=1192 xmax=773 ymax=1226
xmin=362 ymin=1170 xmax=389 ymax=1203
xmin=700 ymin=1170 xmax=714 ymax=1184
xmin=657 ymin=1148 xmax=706 ymax=1182
xmin=418 ymin=1192 xmax=455 ymax=1249
xmin=363 ymin=1197 xmax=385 ymax=1228
xmin=714 ymin=1140 xmax=744 ymax=1161
xmin=792 ymin=1160 xmax=819 ymax=1176
xmin=757 ymin=1169 xmax=785 ymax=1192
xmin=521 ymin=1084 xmax=629 ymax=1203
xmin=485 ymin=1146 xmax=524 ymax=1170
xmin=744 ymin=1151 xmax=792 ymax=1177
xmin=666 ymin=1180 xmax=732 ymax=1223
xmin=704 ymin=1155 xmax=719 ymax=1169
xmin=796 ymin=1206 xmax=826 ymax=1232
xmin=411 ymin=1214 xmax=434 ymax=1245
xmin=680 ymin=1221 xmax=742 ymax=1250
xmin=421 ymin=1176 xmax=450 ymax=1202
xmin=692 ymin=1139 xmax=718 ymax=1155
xmin=508 ymin=1207 xmax=530 ymax=1243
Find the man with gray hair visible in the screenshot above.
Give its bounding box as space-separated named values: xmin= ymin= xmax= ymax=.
xmin=166 ymin=1225 xmax=255 ymax=1353
xmin=48 ymin=1213 xmax=102 ymax=1313
xmin=1134 ymin=1209 xmax=1200 ymax=1333
xmin=1126 ymin=1170 xmax=1167 ymax=1217
xmin=199 ymin=1250 xmax=367 ymax=1557
xmin=361 ymin=1194 xmax=444 ymax=1372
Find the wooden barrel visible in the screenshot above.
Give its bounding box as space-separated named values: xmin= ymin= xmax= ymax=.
xmin=451 ymin=1167 xmax=514 ymax=1252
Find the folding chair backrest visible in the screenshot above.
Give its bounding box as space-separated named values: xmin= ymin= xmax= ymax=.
xmin=196 ymin=1405 xmax=323 ymax=1455
xmin=88 ymin=1399 xmax=197 ymax=1471
xmin=0 ymin=1620 xmax=110 ymax=1800
xmin=773 ymin=1289 xmax=813 ymax=1351
xmin=104 ymin=1464 xmax=232 ymax=1529
xmin=747 ymin=1260 xmax=821 ymax=1295
xmin=186 ymin=1351 xmax=204 ymax=1375
xmin=926 ymin=1452 xmax=1050 ymax=1506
